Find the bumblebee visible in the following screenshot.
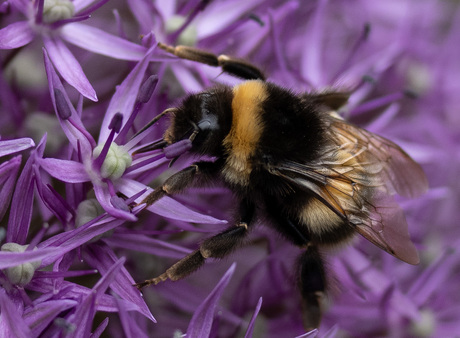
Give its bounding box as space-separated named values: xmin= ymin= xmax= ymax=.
xmin=135 ymin=42 xmax=428 ymax=329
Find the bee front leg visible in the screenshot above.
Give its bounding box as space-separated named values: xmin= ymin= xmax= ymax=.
xmin=158 ymin=42 xmax=266 ymax=81
xmin=140 ymin=161 xmax=219 ymax=207
xmin=135 ymin=199 xmax=255 ymax=289
xmin=297 ymin=245 xmax=327 ymax=330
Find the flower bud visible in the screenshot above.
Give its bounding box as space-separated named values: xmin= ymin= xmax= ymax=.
xmin=75 ymin=199 xmax=113 ymax=242
xmin=165 ymin=15 xmax=197 ymax=46
xmin=75 ymin=199 xmax=105 ymax=228
xmin=43 ymin=0 xmax=75 ymax=23
xmin=410 ymin=309 xmax=436 ymax=338
xmin=1 ymin=243 xmax=41 ymax=286
xmin=92 ymin=143 xmax=132 ymax=180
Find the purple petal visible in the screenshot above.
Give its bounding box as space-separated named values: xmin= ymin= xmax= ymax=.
xmin=186 ymin=263 xmax=236 ymax=337
xmin=149 ymin=194 xmax=227 ymax=224
xmin=83 ymin=243 xmax=156 ymax=322
xmin=196 ymin=0 xmax=265 ymax=39
xmin=34 ymin=176 xmax=72 ymax=225
xmin=38 ymin=157 xmax=90 ymax=183
xmin=103 ymin=233 xmax=190 ymax=259
xmin=117 ymin=178 xmax=227 ymax=224
xmin=0 ymin=156 xmax=21 ymax=221
xmin=321 ymin=326 xmax=339 ymax=338
xmin=91 ymin=317 xmax=109 ymax=338
xmin=68 ymin=292 xmax=96 ymax=338
xmin=69 ymin=257 xmax=126 ymax=337
xmin=6 ymin=154 xmax=35 ymax=244
xmin=0 ymin=289 xmax=33 ymax=337
xmin=73 ymin=0 xmax=111 ymax=16
xmin=295 ymin=329 xmax=318 ymax=338
xmin=43 ymin=49 xmax=96 ymax=155
xmin=300 ymin=0 xmax=327 ymax=87
xmin=27 ymin=279 xmax=141 ymax=314
xmin=408 ymin=249 xmax=458 ymax=306
xmin=38 ymin=216 xmax=125 ymax=265
xmin=34 ymin=269 xmax=97 ymax=279
xmin=0 ymin=21 xmax=34 ymax=49
xmin=72 ymin=0 xmax=96 ymax=12
xmin=93 ymin=184 xmax=137 ymax=221
xmin=116 ymin=296 xmax=149 ymax=338
xmin=23 ymin=299 xmax=77 ymax=337
xmin=244 ymin=297 xmax=263 ymax=338
xmin=43 ymin=36 xmax=97 ymax=101
xmin=0 ymin=138 xmax=35 ymax=157
xmin=1 ymin=1 xmax=10 ymax=12
xmin=98 ymin=46 xmax=155 ymax=144
xmin=9 ymin=0 xmax=29 ymax=14
xmin=93 ymin=257 xmax=126 ymax=297
xmin=126 ymin=0 xmax=155 ymax=37
xmin=60 ymin=23 xmax=146 ymax=61
xmin=0 ymin=248 xmax=55 ymax=269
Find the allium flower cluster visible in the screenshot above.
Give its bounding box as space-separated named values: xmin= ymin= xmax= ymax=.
xmin=1 ymin=0 xmax=459 ymax=337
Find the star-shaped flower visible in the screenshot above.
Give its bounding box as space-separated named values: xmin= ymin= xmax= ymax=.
xmin=0 ymin=0 xmax=147 ymax=101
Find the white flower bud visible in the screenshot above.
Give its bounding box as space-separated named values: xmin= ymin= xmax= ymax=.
xmin=25 ymin=112 xmax=67 ymax=154
xmin=406 ymin=61 xmax=432 ymax=96
xmin=92 ymin=143 xmax=132 ymax=180
xmin=165 ymin=15 xmax=198 ymax=46
xmin=43 ymin=0 xmax=75 ymax=23
xmin=410 ymin=309 xmax=436 ymax=337
xmin=75 ymin=199 xmax=113 ymax=242
xmin=75 ymin=199 xmax=105 ymax=228
xmin=1 ymin=243 xmax=41 ymax=286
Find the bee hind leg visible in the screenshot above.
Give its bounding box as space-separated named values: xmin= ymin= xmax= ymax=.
xmin=135 ymin=199 xmax=255 ymax=289
xmin=297 ymin=245 xmax=327 ymax=330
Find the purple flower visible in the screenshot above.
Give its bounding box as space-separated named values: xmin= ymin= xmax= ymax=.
xmin=0 ymin=0 xmax=459 ymax=336
xmin=0 ymin=137 xmax=35 ymax=222
xmin=0 ymin=0 xmax=146 ymax=100
xmin=36 ymin=44 xmax=225 ymax=224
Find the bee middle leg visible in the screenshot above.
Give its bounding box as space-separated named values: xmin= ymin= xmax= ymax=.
xmin=135 ymin=199 xmax=255 ymax=289
xmin=140 ymin=160 xmax=221 ymax=207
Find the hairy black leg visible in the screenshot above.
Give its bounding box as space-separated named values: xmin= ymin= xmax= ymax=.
xmin=263 ymin=197 xmax=327 ymax=329
xmin=297 ymin=245 xmax=327 ymax=330
xmin=140 ymin=160 xmax=221 ymax=206
xmin=158 ymin=42 xmax=266 ymax=81
xmin=135 ymin=199 xmax=255 ymax=289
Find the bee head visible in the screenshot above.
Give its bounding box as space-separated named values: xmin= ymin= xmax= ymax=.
xmin=164 ymin=87 xmax=233 ymax=157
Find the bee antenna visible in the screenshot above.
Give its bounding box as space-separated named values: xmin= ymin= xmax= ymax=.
xmin=168 ymin=156 xmax=180 ymax=168
xmin=132 ymin=139 xmax=168 ymax=155
xmin=131 ymin=108 xmax=176 ymax=140
xmin=188 ymin=120 xmax=200 ymax=142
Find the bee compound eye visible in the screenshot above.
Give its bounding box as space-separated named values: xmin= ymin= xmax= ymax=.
xmin=197 ymin=114 xmax=219 ymax=131
xmin=197 ymin=119 xmax=211 ymax=130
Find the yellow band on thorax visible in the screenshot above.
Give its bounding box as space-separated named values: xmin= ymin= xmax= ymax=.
xmin=222 ymin=80 xmax=268 ymax=185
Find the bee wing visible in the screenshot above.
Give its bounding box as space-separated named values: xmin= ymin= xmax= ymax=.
xmin=268 ymin=117 xmax=427 ymax=264
xmin=328 ymin=115 xmax=428 ymax=198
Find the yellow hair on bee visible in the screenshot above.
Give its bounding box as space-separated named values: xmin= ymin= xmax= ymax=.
xmin=298 ymin=198 xmax=343 ymax=234
xmin=222 ymin=80 xmax=267 ymax=185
